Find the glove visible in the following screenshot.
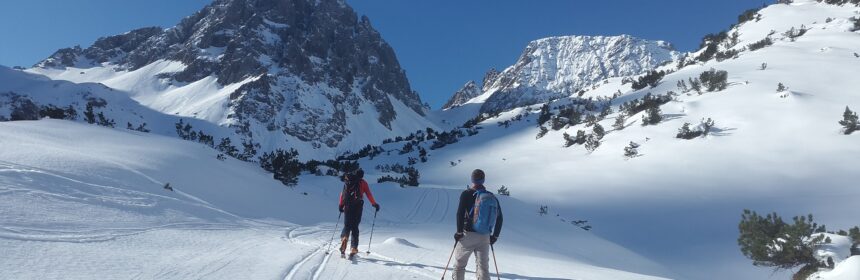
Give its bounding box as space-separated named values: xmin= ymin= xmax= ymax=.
xmin=454 ymin=232 xmax=465 ymax=242
xmin=490 ymin=236 xmax=498 ymax=245
xmin=373 ymin=204 xmax=380 ymax=212
xmin=339 ymin=206 xmax=344 ymax=213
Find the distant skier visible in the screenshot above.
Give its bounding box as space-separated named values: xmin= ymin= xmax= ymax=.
xmin=339 ymin=169 xmax=380 ymax=259
xmin=452 ymin=169 xmax=503 ymax=280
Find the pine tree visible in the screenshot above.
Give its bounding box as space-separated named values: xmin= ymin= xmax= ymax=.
xmin=562 ymin=132 xmax=575 ymax=148
xmin=84 ymin=104 xmax=96 ymax=124
xmin=701 ymin=118 xmax=715 ymax=136
xmin=738 ymin=210 xmax=827 ymax=277
xmin=585 ymin=135 xmax=600 ymax=152
xmin=839 ymin=106 xmax=859 ymax=134
xmin=537 ymin=104 xmax=551 ymax=126
xmin=592 ymin=123 xmax=606 ymax=140
xmin=218 ymin=138 xmax=240 ymax=158
xmin=641 ymin=106 xmax=663 ymax=126
xmin=613 ymin=114 xmax=626 ymax=130
xmin=777 ymin=83 xmax=787 ymax=92
xmin=536 ymin=126 xmax=549 ymax=139
xmin=676 ymin=122 xmax=697 ymax=139
xmin=574 ymin=130 xmax=587 ymax=145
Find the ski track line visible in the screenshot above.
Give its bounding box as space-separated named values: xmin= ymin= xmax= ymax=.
xmin=364 ymin=252 xmax=438 ymax=279
xmin=282 ymin=247 xmax=321 ymax=280
xmin=404 ymin=189 xmax=430 ymax=223
xmin=426 ymin=188 xmax=441 ymax=223
xmin=439 ymin=189 xmax=451 ymax=223
xmin=0 ymin=161 xmax=246 ymax=221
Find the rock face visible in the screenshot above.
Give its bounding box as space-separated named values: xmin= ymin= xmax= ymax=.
xmin=441 ymin=81 xmax=480 ymax=110
xmin=478 ymin=35 xmax=679 ymax=113
xmin=35 ymin=0 xmax=429 ymax=149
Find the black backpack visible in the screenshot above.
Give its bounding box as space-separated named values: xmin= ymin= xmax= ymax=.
xmin=342 ymin=174 xmax=363 ymax=209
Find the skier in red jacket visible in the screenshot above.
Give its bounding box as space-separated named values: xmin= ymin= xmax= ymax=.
xmin=339 ymin=169 xmax=379 ymax=258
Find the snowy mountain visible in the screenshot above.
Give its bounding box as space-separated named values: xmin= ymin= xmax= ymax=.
xmin=28 ymin=0 xmax=434 ymax=156
xmin=441 ymin=80 xmax=480 ymax=110
xmin=467 ymin=35 xmax=680 ymax=114
xmin=416 ymin=1 xmax=860 ymax=279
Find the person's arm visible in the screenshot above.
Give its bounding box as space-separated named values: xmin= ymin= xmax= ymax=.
xmin=361 ymin=180 xmax=378 ymax=205
xmin=456 ymin=191 xmax=469 ymax=233
xmin=493 ymin=201 xmax=503 ymax=238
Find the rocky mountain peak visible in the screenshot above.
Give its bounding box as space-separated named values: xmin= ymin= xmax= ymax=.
xmin=442 ymin=80 xmax=480 ymax=110
xmin=34 ymin=0 xmax=430 ymax=150
xmin=479 ymin=35 xmax=679 ymax=113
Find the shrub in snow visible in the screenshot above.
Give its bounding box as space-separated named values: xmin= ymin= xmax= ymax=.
xmin=777 ymin=83 xmax=788 ymax=92
xmin=737 ymin=8 xmax=762 ymax=25
xmin=592 ymin=123 xmax=606 ymax=140
xmin=715 ymin=49 xmax=739 ymax=62
xmin=585 ymin=135 xmax=601 ymax=152
xmin=783 ymin=26 xmax=808 ymax=42
xmin=258 ymin=148 xmax=302 ymax=186
xmin=852 ymin=17 xmax=860 ymax=32
xmin=537 ymin=104 xmax=551 ymax=126
xmin=613 ymin=115 xmax=626 ymax=131
xmin=498 ymin=186 xmax=510 ymax=196
xmin=748 ymin=37 xmax=773 ymax=51
xmin=699 ymin=68 xmax=729 ymax=92
xmin=536 ymin=126 xmax=549 ymax=139
xmin=539 ymin=205 xmax=548 ymax=216
xmin=623 ymin=142 xmax=640 ymax=158
xmin=641 ymin=106 xmax=663 ymax=126
xmin=39 ymin=105 xmax=77 ymax=120
xmin=676 ymin=123 xmax=702 ymax=139
xmin=738 ymin=210 xmax=828 ymax=279
xmin=760 ymin=62 xmax=768 ymax=70
xmin=839 ymin=106 xmax=859 ymax=134
xmin=631 ymin=70 xmax=666 ymax=90
xmin=696 ymin=32 xmax=727 ymax=62
xmin=677 ymin=118 xmax=717 ymax=139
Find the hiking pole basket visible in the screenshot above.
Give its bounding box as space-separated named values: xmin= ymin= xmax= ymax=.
xmin=491 ymin=244 xmax=501 ymax=280
xmin=441 ymin=240 xmax=458 ymax=280
xmin=324 ymin=212 xmax=343 ymax=255
xmin=366 ymin=210 xmax=378 ymax=255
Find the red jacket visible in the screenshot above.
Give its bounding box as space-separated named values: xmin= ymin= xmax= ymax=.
xmin=339 ymin=179 xmax=377 ymax=207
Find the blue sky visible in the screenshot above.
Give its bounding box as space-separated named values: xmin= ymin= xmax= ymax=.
xmin=0 ymin=0 xmax=764 ymax=109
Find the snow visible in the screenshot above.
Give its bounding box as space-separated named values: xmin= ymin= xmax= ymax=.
xmin=420 ymin=2 xmax=860 ymax=279
xmin=27 ymin=60 xmax=257 ymax=125
xmin=0 ymin=119 xmax=670 ymax=279
xmin=811 ymin=256 xmax=860 ymax=280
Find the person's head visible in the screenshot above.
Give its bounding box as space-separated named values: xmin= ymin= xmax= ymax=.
xmin=471 ymin=169 xmax=485 ymax=187
xmin=355 ymin=168 xmax=365 ymax=179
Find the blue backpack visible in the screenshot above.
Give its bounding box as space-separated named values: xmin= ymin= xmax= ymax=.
xmin=469 ymin=189 xmax=499 ymax=235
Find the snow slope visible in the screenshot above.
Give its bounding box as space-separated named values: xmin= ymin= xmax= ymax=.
xmin=401 ymin=1 xmax=860 ymax=279
xmin=0 ymin=119 xmax=672 ymax=280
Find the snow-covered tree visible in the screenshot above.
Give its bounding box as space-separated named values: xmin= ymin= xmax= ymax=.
xmin=623 ymin=142 xmax=640 ymax=158
xmin=777 ymin=83 xmax=787 ymax=92
xmin=839 ymin=106 xmax=858 ymax=134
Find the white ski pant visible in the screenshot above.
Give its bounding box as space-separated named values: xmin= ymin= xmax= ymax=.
xmin=452 ymin=232 xmax=491 ymax=280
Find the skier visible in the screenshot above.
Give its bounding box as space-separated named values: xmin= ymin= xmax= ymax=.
xmin=338 ymin=169 xmax=380 ymax=259
xmin=452 ymin=169 xmax=503 ymax=280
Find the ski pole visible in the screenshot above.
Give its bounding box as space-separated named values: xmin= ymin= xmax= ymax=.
xmin=441 ymin=240 xmax=458 ymax=280
xmin=324 ymin=212 xmax=343 ymax=255
xmin=491 ymin=244 xmax=501 ymax=280
xmin=366 ymin=210 xmax=378 ymax=255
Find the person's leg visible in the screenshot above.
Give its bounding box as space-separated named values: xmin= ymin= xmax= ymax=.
xmin=452 ymin=232 xmax=478 ymax=280
xmin=473 ymin=234 xmax=491 ymax=280
xmin=350 ymin=205 xmax=363 ymax=251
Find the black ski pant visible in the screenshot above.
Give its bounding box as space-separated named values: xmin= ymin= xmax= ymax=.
xmin=341 ymin=201 xmax=363 ymax=249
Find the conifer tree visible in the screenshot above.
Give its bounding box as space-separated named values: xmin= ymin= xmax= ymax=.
xmin=839 ymin=106 xmax=858 ymax=134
